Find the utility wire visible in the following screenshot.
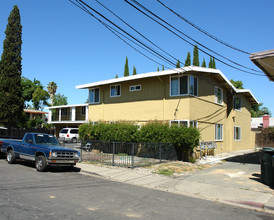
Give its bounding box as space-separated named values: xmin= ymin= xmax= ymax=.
xmin=154 ymin=0 xmax=250 ymax=55
xmin=69 ymin=0 xmax=175 ymax=69
xmin=125 ymin=0 xmax=264 ymax=76
xmin=92 ymin=0 xmax=182 ymax=66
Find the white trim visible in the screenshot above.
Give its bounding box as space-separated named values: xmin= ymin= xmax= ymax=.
xmin=47 ymin=103 xmax=88 ymax=109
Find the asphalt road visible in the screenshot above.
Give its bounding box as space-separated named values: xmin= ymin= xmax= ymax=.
xmin=0 ymin=158 xmax=273 ymax=220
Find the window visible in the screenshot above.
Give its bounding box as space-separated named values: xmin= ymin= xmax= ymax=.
xmin=130 ymin=85 xmax=141 ymax=91
xmin=215 ymin=124 xmax=223 ymax=141
xmin=234 ymin=96 xmax=241 ymax=111
xmin=110 ymin=85 xmax=121 ymax=97
xmin=189 ymin=75 xmax=198 ymax=96
xmin=81 ymin=106 xmax=86 ymax=115
xmin=170 ymin=75 xmax=197 ymax=96
xmin=170 ymin=120 xmax=188 ymax=127
xmin=234 ymin=126 xmax=241 ymax=141
xmin=89 ymin=88 xmax=100 ymax=103
xmin=70 ymin=129 xmax=79 ymax=134
xmin=61 ymin=108 xmax=67 ymax=116
xmin=190 ymin=121 xmax=198 ymax=128
xmin=24 ymin=134 xmax=33 ymax=144
xmin=214 ymin=87 xmax=223 ymax=105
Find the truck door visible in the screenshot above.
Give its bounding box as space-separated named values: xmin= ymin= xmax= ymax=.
xmin=20 ymin=134 xmax=34 ymax=159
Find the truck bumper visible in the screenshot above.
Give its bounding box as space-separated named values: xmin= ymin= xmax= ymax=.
xmin=47 ymin=159 xmax=79 ymax=166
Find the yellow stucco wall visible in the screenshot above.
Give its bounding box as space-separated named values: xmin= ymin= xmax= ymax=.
xmin=87 ymin=72 xmax=255 ymax=153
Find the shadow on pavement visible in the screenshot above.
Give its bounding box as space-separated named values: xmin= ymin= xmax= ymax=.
xmin=225 ymin=152 xmax=260 ymax=164
xmin=8 ymin=159 xmax=81 ymax=173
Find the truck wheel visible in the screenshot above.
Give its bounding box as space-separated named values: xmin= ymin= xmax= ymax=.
xmin=35 ymin=155 xmax=47 ymax=172
xmin=7 ymin=150 xmax=16 ymax=164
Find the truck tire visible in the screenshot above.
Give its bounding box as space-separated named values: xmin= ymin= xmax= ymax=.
xmin=35 ymin=155 xmax=47 ymax=172
xmin=7 ymin=150 xmax=16 ymax=164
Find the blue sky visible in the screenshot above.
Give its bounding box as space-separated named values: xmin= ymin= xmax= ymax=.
xmin=0 ymin=0 xmax=273 ymax=114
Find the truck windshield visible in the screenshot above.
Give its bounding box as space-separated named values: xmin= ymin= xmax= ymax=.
xmin=34 ymin=134 xmax=59 ymax=146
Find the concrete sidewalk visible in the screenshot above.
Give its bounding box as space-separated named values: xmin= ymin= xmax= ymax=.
xmin=76 ymin=149 xmax=274 ymax=214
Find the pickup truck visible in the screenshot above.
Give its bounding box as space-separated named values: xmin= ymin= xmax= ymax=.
xmin=1 ymin=133 xmax=80 ymax=172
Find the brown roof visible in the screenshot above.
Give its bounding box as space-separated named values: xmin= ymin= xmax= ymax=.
xmin=250 ymin=49 xmax=274 ymax=81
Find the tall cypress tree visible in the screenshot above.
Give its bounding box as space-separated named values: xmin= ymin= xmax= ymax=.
xmin=212 ymin=57 xmax=216 ymax=69
xmin=208 ymin=57 xmax=213 ymax=68
xmin=176 ymin=60 xmax=180 ymax=68
xmin=0 ymin=5 xmax=24 ymax=131
xmin=193 ymin=45 xmax=199 ymax=66
xmin=133 ymin=65 xmax=137 ymax=75
xmin=124 ymin=57 xmax=129 ymax=77
xmin=184 ymin=52 xmax=191 ymax=66
xmin=201 ymin=58 xmax=206 ymax=68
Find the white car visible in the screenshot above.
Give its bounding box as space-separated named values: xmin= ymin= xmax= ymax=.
xmin=59 ymin=128 xmax=79 ymax=143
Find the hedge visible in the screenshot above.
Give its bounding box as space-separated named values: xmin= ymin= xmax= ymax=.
xmin=79 ymin=122 xmax=200 ymax=161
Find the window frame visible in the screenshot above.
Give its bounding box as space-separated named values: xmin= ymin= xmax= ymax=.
xmin=214 ymin=86 xmax=223 ymax=105
xmin=89 ymin=88 xmax=100 ymax=104
xmin=110 ymin=84 xmax=121 ymax=97
xmin=170 ymin=75 xmax=198 ymax=97
xmin=189 ymin=120 xmax=198 ymax=128
xmin=215 ymin=124 xmax=223 ymax=141
xmin=234 ymin=126 xmax=241 ymax=141
xmin=81 ymin=106 xmax=86 ymax=115
xmin=234 ymin=96 xmax=241 ymax=111
xmin=129 ymin=85 xmax=141 ymax=92
xmin=169 ymin=120 xmax=189 ymax=127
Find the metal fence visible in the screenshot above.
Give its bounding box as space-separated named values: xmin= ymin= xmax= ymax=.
xmin=77 ymin=140 xmax=177 ymax=168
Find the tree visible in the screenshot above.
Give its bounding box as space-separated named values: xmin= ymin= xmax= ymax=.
xmin=212 ymin=57 xmax=216 ymax=69
xmin=162 ymin=65 xmax=164 ymax=70
xmin=184 ymin=52 xmax=191 ymax=66
xmin=157 ymin=67 xmax=159 ymax=71
xmin=193 ymin=45 xmax=199 ymax=66
xmin=176 ymin=60 xmax=180 ymax=68
xmin=53 ymin=93 xmax=68 ymax=106
xmin=47 ymin=81 xmax=57 ymax=106
xmin=0 ymin=5 xmax=24 ymax=131
xmin=133 ymin=65 xmax=137 ymax=75
xmin=201 ymin=58 xmax=206 ymax=68
xmin=230 ymin=79 xmax=244 ymax=89
xmin=124 ymin=57 xmax=129 ymax=76
xmin=208 ymin=57 xmax=212 ymax=68
xmin=21 ymin=76 xmax=35 ymax=104
xmin=115 ymin=74 xmax=118 ymax=78
xmin=32 ymin=86 xmax=49 ymax=110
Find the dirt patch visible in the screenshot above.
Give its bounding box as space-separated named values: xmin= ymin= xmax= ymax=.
xmin=146 ymin=161 xmax=214 ymax=177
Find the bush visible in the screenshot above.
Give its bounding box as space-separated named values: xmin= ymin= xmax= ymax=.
xmin=79 ymin=121 xmax=200 ymax=161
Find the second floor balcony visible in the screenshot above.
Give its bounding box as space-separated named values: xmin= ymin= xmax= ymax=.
xmin=48 ymin=104 xmax=88 ymax=124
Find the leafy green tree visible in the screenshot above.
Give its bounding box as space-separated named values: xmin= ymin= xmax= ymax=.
xmin=201 ymin=58 xmax=206 ymax=67
xmin=124 ymin=56 xmax=129 ymax=76
xmin=133 ymin=65 xmax=137 ymax=75
xmin=0 ymin=5 xmax=24 ymax=131
xmin=184 ymin=52 xmax=191 ymax=66
xmin=32 ymin=86 xmax=49 ymax=110
xmin=157 ymin=67 xmax=159 ymax=71
xmin=115 ymin=74 xmax=118 ymax=78
xmin=47 ymin=81 xmax=57 ymax=106
xmin=176 ymin=60 xmax=180 ymax=68
xmin=193 ymin=45 xmax=199 ymax=66
xmin=230 ymin=79 xmax=244 ymax=89
xmin=53 ymin=93 xmax=68 ymax=106
xmin=162 ymin=65 xmax=164 ymax=70
xmin=21 ymin=77 xmax=35 ymax=104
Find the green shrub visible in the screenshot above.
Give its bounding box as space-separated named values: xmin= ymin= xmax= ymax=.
xmin=79 ymin=121 xmax=200 ymax=161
